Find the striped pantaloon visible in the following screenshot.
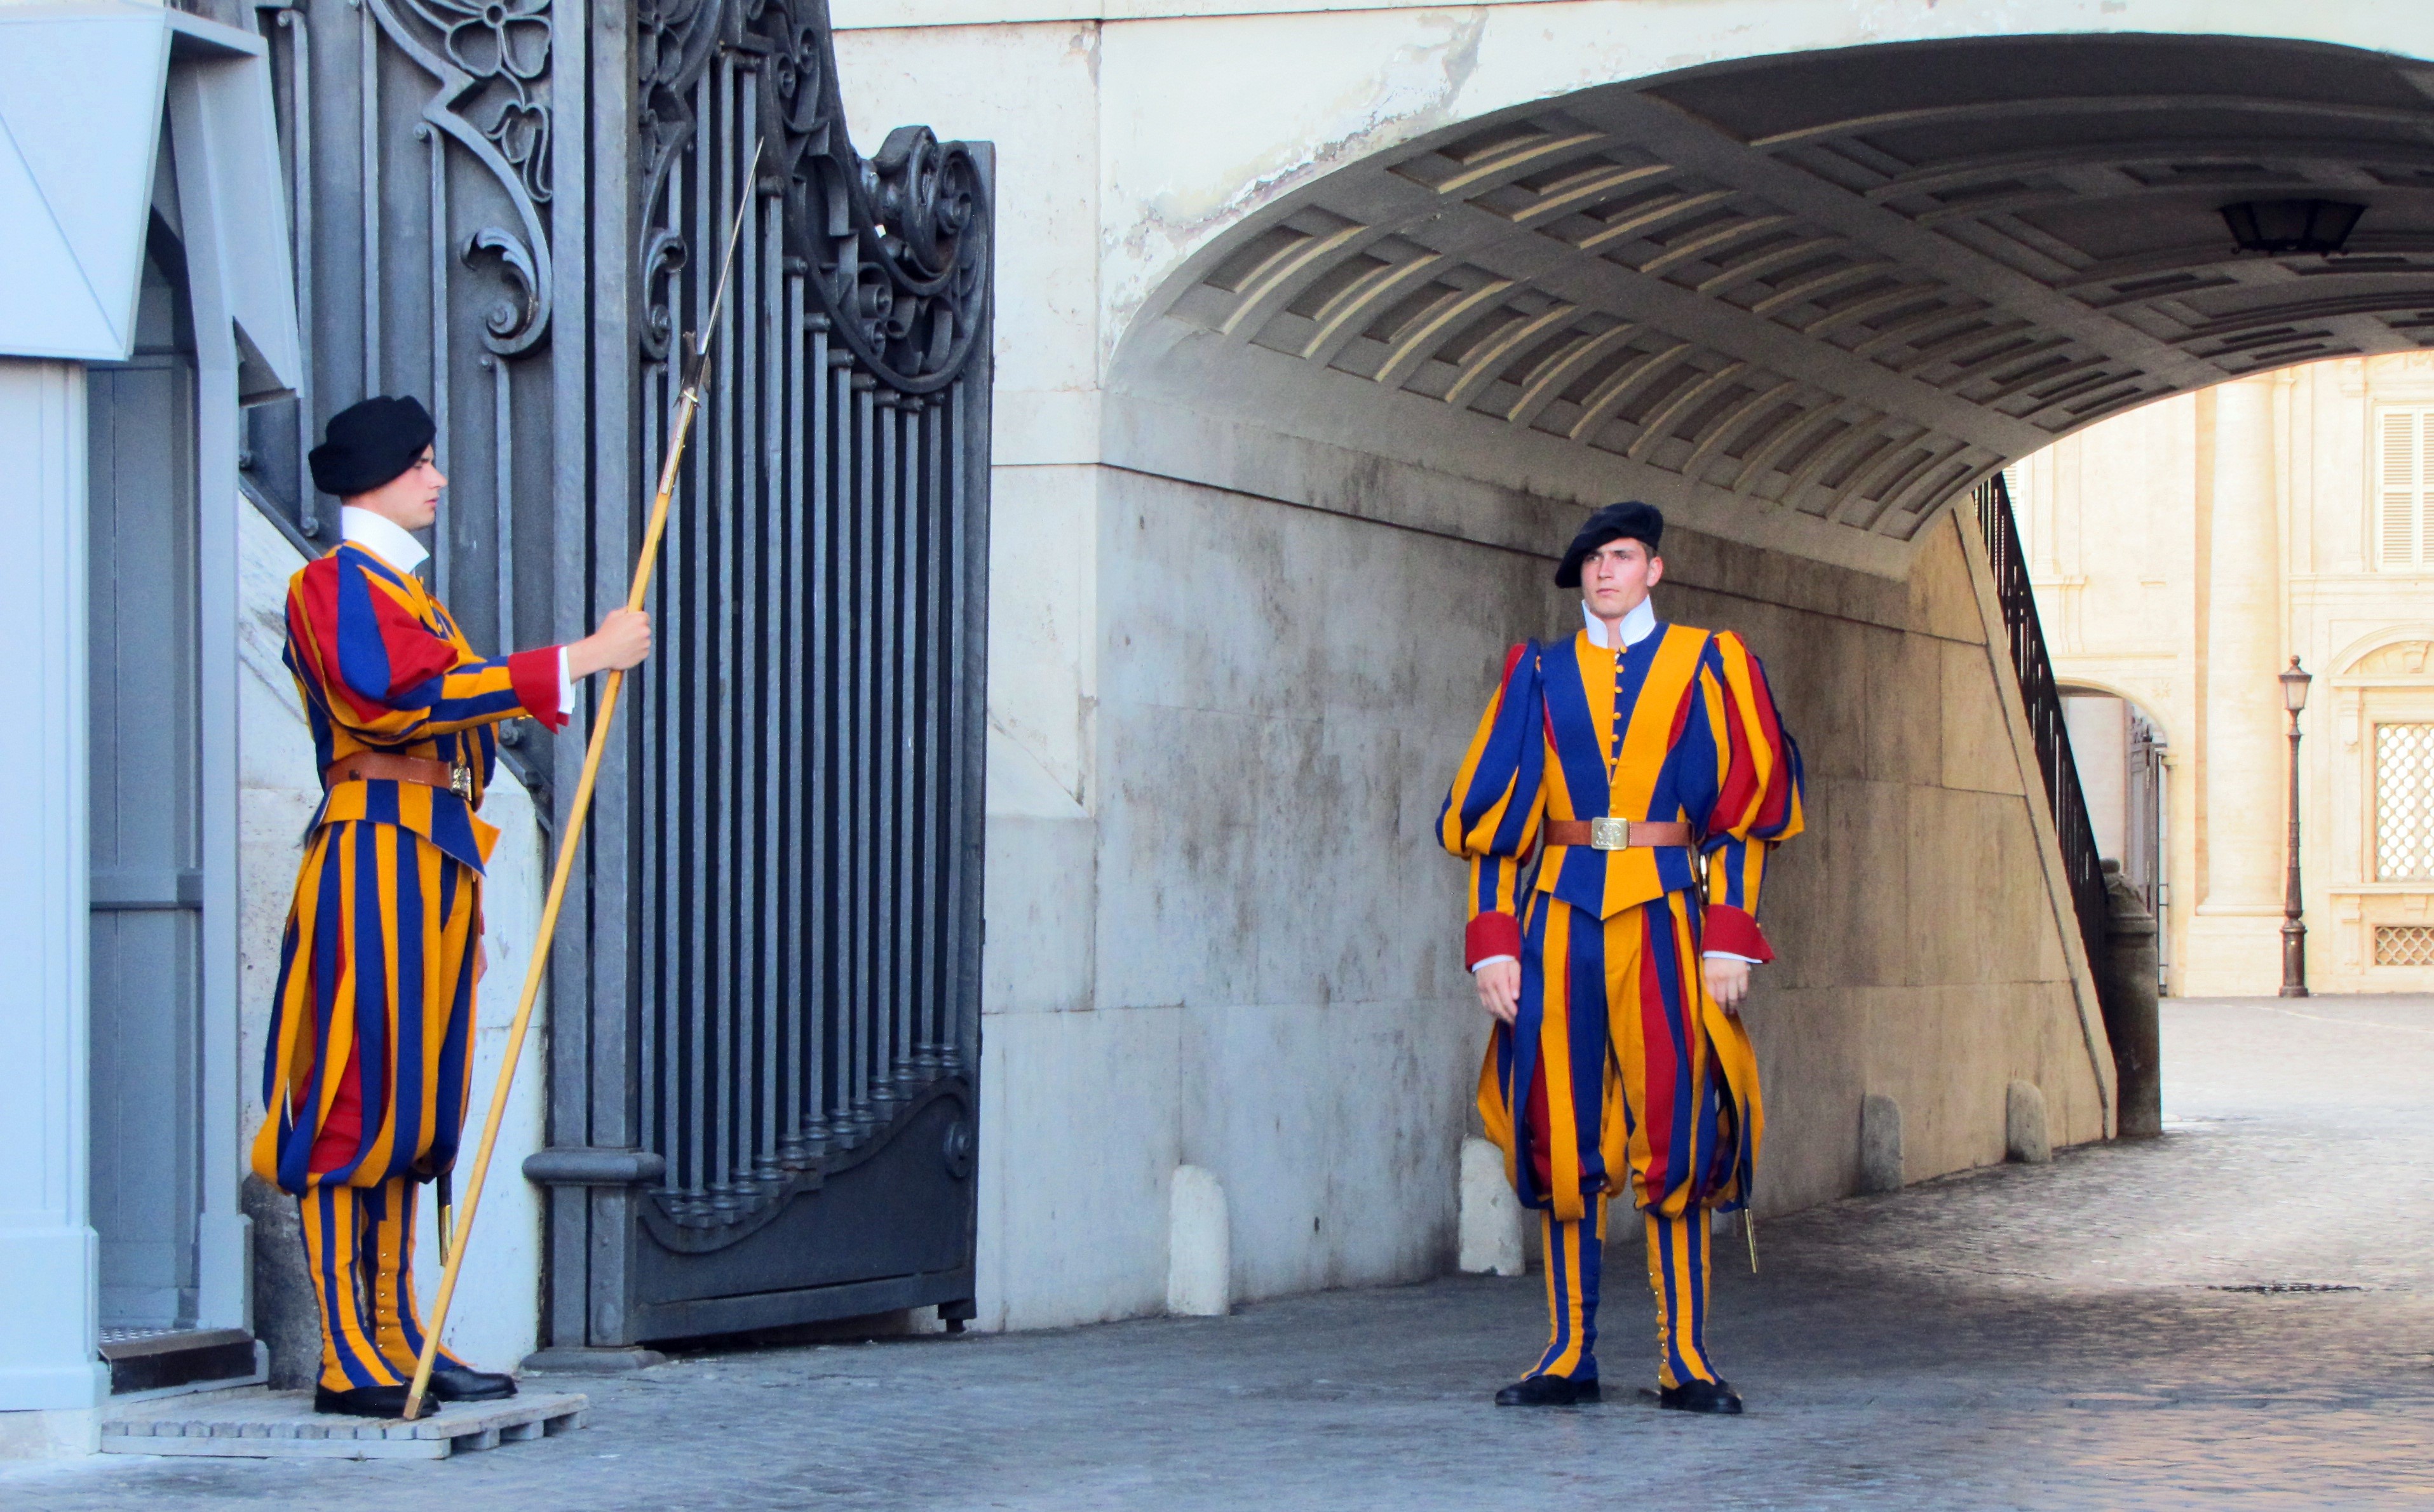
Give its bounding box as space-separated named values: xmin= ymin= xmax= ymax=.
xmin=259 ymin=820 xmax=483 ymax=1392
xmin=1505 ymin=889 xmax=1746 ymax=1387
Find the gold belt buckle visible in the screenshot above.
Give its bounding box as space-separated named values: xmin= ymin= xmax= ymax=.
xmin=449 ymin=764 xmax=475 ymax=801
xmin=1588 ymin=816 xmax=1629 ymax=851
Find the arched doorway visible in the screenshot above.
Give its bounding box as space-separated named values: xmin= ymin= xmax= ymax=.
xmin=2059 ymin=684 xmax=2174 ymax=989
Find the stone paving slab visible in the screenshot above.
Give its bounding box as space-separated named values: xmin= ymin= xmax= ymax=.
xmin=99 ymin=1389 xmax=588 ymax=1461
xmin=8 ymin=996 xmax=2433 ymax=1508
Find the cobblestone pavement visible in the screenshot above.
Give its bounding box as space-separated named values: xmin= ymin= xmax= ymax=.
xmin=11 ymin=996 xmax=2434 ymax=1511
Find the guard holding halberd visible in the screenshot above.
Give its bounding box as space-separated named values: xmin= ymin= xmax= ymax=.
xmin=254 ymin=396 xmax=652 ymax=1417
xmin=1440 ymin=501 xmax=1804 ymax=1414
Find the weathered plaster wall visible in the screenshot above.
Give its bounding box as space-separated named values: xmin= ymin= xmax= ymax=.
xmin=233 ymin=505 xmax=547 ymax=1380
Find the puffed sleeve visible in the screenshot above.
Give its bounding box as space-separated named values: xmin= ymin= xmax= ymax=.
xmin=1695 ymin=631 xmax=1804 ymax=962
xmin=288 ymin=547 xmax=569 ymax=742
xmin=1437 ymin=642 xmax=1549 ymax=969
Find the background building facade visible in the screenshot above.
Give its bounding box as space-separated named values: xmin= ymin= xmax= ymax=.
xmin=2018 ymin=360 xmax=2434 ymax=997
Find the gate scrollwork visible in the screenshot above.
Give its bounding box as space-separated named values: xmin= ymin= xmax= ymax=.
xmin=627 ymin=0 xmax=991 ymax=1253
xmin=363 ymin=0 xmax=555 ymax=355
xmin=638 ymin=0 xmax=991 ymax=391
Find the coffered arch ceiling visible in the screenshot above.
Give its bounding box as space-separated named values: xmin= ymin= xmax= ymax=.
xmin=1112 ymin=34 xmax=2434 ymax=569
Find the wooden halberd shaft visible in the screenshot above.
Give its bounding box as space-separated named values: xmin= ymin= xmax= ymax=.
xmin=403 ymin=142 xmax=762 ymax=1421
xmin=402 ymin=382 xmax=700 ymax=1421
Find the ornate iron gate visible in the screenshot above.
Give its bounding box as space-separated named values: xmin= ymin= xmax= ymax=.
xmin=237 ymin=0 xmax=992 ymax=1356
xmin=609 ymin=0 xmax=991 ymax=1340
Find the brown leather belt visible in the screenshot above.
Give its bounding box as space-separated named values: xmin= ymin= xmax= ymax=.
xmin=1544 ymin=818 xmax=1693 ymax=851
xmin=324 ymin=752 xmax=475 ymax=800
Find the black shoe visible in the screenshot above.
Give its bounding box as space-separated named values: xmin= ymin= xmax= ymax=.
xmin=314 ymin=1384 xmax=412 ymax=1419
xmin=1656 ymin=1378 xmax=1743 ymax=1415
xmin=428 ymin=1366 xmax=518 ymax=1403
xmin=1494 ymin=1373 xmax=1601 ymax=1407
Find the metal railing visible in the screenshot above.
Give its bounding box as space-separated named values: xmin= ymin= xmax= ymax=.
xmin=1974 ymin=473 xmax=2111 ymax=983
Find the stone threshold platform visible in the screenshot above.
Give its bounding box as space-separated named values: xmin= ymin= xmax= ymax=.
xmin=100 ymin=1387 xmax=588 ymax=1460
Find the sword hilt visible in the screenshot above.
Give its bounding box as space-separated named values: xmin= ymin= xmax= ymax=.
xmin=436 ymin=1170 xmax=456 ymax=1266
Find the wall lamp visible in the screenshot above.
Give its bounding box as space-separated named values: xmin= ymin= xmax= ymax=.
xmin=2221 ymin=199 xmax=2366 ymax=256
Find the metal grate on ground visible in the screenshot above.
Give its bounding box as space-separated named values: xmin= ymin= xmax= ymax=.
xmin=100 ymin=1389 xmax=587 ymax=1461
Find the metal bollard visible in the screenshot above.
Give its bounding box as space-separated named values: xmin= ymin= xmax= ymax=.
xmin=2097 ymin=859 xmax=2162 ymax=1138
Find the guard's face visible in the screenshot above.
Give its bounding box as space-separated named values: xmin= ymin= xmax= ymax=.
xmin=351 ymin=447 xmax=447 ymax=532
xmin=1581 ymin=537 xmax=1661 ymax=621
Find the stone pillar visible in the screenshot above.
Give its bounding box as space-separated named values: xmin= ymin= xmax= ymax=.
xmin=2193 ymin=377 xmax=2287 ymax=990
xmin=0 ymin=360 xmax=108 ymax=1414
xmin=1456 ymin=1137 xmax=1525 ymax=1276
xmin=2098 ymin=860 xmax=2163 ymax=1138
xmin=1166 ymin=1166 xmax=1231 ymax=1316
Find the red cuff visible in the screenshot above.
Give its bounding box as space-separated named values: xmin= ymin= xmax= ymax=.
xmin=1702 ymin=904 xmax=1773 ymax=963
xmin=1465 ymin=912 xmax=1521 ymax=970
xmin=508 ymin=647 xmax=569 ymax=733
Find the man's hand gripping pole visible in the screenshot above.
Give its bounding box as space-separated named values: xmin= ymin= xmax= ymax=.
xmin=402 ymin=141 xmax=764 ymax=1421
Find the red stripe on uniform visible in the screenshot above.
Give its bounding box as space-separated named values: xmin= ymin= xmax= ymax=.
xmin=1635 ymin=907 xmax=1679 ymax=1203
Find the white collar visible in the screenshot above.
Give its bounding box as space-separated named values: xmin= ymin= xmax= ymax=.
xmin=341 ymin=506 xmax=430 ymax=574
xmin=1583 ymin=597 xmax=1657 ymax=650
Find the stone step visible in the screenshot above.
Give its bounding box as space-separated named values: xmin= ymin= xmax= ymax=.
xmin=100 ymin=1386 xmax=588 ymax=1461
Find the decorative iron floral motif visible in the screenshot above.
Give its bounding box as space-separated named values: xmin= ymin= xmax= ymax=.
xmin=634 ymin=0 xmax=722 ymax=364
xmin=365 ymin=0 xmax=555 ymax=353
xmin=637 ymin=0 xmax=989 ymax=392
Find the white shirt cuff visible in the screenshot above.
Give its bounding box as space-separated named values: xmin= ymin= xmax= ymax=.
xmin=557 ymin=647 xmax=575 ymax=717
xmin=1470 ymin=954 xmax=1518 ymax=973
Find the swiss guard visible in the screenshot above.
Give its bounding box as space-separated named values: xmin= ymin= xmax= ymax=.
xmin=255 ymin=396 xmax=651 ymax=1417
xmin=1440 ymin=501 xmax=1804 ymax=1414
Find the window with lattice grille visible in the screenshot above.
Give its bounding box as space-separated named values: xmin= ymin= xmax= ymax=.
xmin=2376 ymin=408 xmax=2434 ymax=570
xmin=2376 ymin=925 xmax=2434 ymax=968
xmin=2377 ymin=724 xmax=2434 ymax=880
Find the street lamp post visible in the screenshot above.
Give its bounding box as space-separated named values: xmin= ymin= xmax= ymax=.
xmin=2280 ymin=655 xmax=2314 ymax=998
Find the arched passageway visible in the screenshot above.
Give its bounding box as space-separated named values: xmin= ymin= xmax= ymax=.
xmin=833 ymin=15 xmax=2434 ymax=1331
xmin=1112 ymin=34 xmax=2434 ymax=570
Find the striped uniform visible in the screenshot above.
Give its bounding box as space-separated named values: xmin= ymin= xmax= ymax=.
xmin=254 ymin=538 xmax=565 ymax=1392
xmin=1440 ymin=622 xmax=1802 ymax=1389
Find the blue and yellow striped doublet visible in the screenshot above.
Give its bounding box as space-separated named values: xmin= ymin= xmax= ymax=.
xmin=259 ymin=537 xmax=564 ymax=1391
xmin=1442 ymin=622 xmax=1803 ymax=1387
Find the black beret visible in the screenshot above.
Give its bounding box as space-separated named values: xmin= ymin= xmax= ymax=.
xmin=309 ymin=396 xmax=437 ymax=497
xmin=1554 ymin=501 xmax=1663 ymax=587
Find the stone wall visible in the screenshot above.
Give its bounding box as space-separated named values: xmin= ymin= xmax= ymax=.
xmin=1670 ymin=511 xmax=2114 ymax=1206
